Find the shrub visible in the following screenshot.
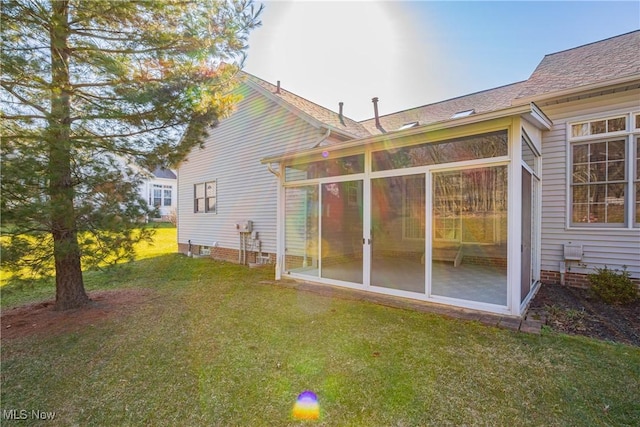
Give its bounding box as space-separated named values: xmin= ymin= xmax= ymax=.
xmin=167 ymin=209 xmax=177 ymax=227
xmin=588 ymin=266 xmax=639 ymax=305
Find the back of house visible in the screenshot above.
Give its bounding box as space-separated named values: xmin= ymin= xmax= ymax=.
xmin=177 ymin=30 xmax=640 ymax=316
xmin=177 ymin=73 xmax=369 ymax=262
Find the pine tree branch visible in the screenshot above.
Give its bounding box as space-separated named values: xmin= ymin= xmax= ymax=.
xmin=1 ymin=113 xmax=47 ymax=120
xmin=0 ymin=83 xmax=49 ymax=115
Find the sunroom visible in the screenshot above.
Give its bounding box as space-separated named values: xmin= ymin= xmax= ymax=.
xmin=263 ymin=104 xmax=551 ymax=316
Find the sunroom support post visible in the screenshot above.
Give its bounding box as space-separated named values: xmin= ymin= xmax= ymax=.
xmin=508 ymin=118 xmax=523 ymax=315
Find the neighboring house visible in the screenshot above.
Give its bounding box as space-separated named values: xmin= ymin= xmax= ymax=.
xmin=109 ymin=155 xmax=178 ymax=221
xmin=177 ymin=31 xmax=640 ymax=316
xmin=141 ymin=167 xmax=177 ymax=221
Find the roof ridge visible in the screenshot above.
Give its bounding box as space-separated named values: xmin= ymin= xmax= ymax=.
xmin=358 ymin=80 xmax=527 ymax=123
xmin=540 ymin=29 xmax=640 ymax=59
xmin=238 ymin=70 xmax=363 ymax=126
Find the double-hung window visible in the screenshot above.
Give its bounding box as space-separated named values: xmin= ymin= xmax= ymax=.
xmin=569 ymin=113 xmax=640 ymax=227
xmin=194 ymin=181 xmax=217 ymax=213
xmin=150 ymin=184 xmax=173 ymax=207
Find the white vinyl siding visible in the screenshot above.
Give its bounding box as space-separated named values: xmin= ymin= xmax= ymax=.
xmin=539 ymin=89 xmax=640 ymax=278
xmin=178 ymin=83 xmax=330 ymax=254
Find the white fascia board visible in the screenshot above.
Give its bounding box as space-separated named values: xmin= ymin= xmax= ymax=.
xmin=522 ymin=102 xmax=553 ymax=131
xmin=242 ymin=78 xmax=359 ymax=140
xmin=261 ymin=103 xmax=550 ymax=164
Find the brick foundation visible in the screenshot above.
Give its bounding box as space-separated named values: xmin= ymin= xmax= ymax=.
xmin=540 ymin=269 xmax=640 ymax=289
xmin=541 ymin=270 xmax=590 ymax=288
xmin=178 ymin=243 xmax=275 ymax=265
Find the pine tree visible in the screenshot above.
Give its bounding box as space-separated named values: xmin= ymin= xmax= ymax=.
xmin=1 ymin=0 xmax=262 ymax=310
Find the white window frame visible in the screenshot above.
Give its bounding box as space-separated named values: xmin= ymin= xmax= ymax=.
xmin=152 ymin=184 xmax=163 ymax=207
xmin=162 ymin=185 xmax=172 ymax=207
xmin=567 ymin=112 xmax=640 ymax=229
xmin=150 ymin=184 xmax=173 ymax=208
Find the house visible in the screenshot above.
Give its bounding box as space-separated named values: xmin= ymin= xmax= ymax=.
xmin=177 ymin=31 xmax=640 ymax=316
xmin=109 ymin=155 xmax=178 ymax=222
xmin=141 ymin=166 xmax=177 ymax=222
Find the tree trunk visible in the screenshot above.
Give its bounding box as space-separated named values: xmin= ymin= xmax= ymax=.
xmin=49 ymin=1 xmax=89 ymax=311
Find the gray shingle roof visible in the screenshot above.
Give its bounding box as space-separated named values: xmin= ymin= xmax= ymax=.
xmin=515 ymin=30 xmax=640 ymax=100
xmin=242 ymin=31 xmax=639 ymax=142
xmin=359 ymin=82 xmax=527 ymax=135
xmin=152 ymin=167 xmax=177 ymax=179
xmin=241 ymin=72 xmax=372 ymax=139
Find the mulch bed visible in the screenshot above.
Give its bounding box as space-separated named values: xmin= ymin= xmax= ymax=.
xmin=528 ymin=283 xmax=640 ymax=347
xmin=1 ymin=289 xmax=154 ymax=340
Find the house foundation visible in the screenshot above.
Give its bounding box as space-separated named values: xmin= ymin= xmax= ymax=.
xmin=178 ymin=243 xmax=275 ymax=265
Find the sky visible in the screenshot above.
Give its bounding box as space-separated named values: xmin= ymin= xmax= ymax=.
xmin=243 ymin=1 xmax=640 ymax=121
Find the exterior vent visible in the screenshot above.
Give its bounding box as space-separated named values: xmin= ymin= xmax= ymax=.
xmin=563 ymin=244 xmax=583 ymax=261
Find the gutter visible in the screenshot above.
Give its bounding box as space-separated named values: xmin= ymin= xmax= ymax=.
xmin=261 ymin=102 xmax=551 ymax=165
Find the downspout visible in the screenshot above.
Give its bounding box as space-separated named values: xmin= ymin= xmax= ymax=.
xmin=267 ymin=162 xmax=280 ymax=177
xmin=313 ymin=127 xmax=331 ymax=148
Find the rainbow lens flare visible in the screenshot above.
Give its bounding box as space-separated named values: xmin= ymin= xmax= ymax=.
xmin=292 ymin=390 xmax=320 ymax=420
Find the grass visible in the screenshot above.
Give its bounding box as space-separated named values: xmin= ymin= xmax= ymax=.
xmin=0 ymin=224 xmax=177 ymax=308
xmin=1 ymin=228 xmax=640 ymax=426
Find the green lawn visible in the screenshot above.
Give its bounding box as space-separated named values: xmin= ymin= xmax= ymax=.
xmin=1 ymin=228 xmax=639 ymax=426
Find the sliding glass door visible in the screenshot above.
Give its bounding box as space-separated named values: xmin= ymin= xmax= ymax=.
xmin=320 ymin=180 xmax=363 ymax=283
xmin=431 ymin=166 xmax=508 ymax=305
xmin=370 ymin=174 xmax=426 ymax=293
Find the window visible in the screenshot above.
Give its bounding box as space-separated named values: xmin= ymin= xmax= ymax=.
xmin=372 ymin=130 xmax=508 ymax=172
xmin=285 ymin=154 xmax=364 ymax=182
xmin=522 ymin=135 xmax=538 ymax=173
xmin=150 ymin=184 xmax=173 ymax=208
xmin=194 ymin=181 xmax=216 ymax=213
xmin=571 ymin=139 xmax=626 ymax=224
xmin=152 ymin=184 xmax=162 ymax=207
xmin=163 ymin=186 xmax=172 ymax=206
xmin=433 ymin=167 xmax=507 ymax=243
xmin=569 ymin=113 xmax=639 ymax=227
xmin=571 ymin=115 xmax=626 ymax=138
